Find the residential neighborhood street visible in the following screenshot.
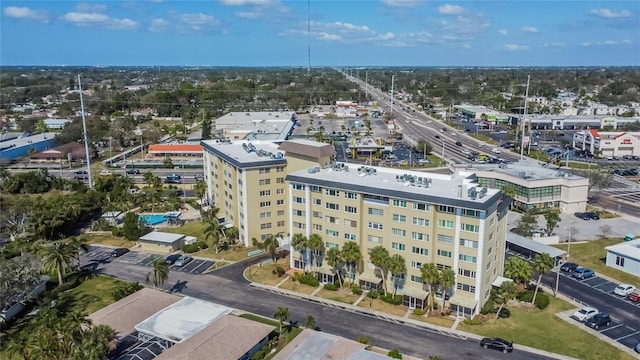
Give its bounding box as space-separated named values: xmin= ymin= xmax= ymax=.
xmin=81 ymin=254 xmax=557 ymax=360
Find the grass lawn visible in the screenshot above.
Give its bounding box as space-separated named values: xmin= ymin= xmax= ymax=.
xmin=408 ymin=313 xmax=455 ymax=328
xmin=468 ymin=133 xmax=498 ymax=145
xmin=65 ymin=275 xmax=127 ymax=314
xmin=238 ymin=313 xmax=303 ymax=360
xmin=279 ymin=279 xmax=318 ymax=295
xmin=553 ymin=238 xmax=640 ymax=289
xmin=457 ymin=297 xmax=636 ymax=360
xmin=246 ymin=261 xmax=289 ymax=286
xmin=357 ymin=297 xmax=408 ymax=317
xmin=566 ymin=161 xmax=598 ymax=170
xmin=83 ymin=233 xmax=136 ymax=248
xmin=315 ymin=288 xmax=361 ymax=304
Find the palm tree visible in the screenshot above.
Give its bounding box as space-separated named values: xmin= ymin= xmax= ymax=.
xmin=388 ymin=254 xmax=406 ymax=297
xmin=504 ymin=257 xmax=533 ymax=286
xmin=325 ymin=247 xmax=344 ymax=287
xmin=5 ymin=333 xmax=36 ymax=360
xmin=204 ymin=219 xmax=222 ymax=253
xmin=143 ymin=171 xmax=155 ymax=187
xmin=255 ymin=233 xmax=281 ymax=262
xmin=146 ymin=257 xmax=170 ymax=290
xmin=291 ymin=233 xmax=308 ymax=270
xmin=273 ymin=306 xmax=290 ymax=332
xmin=307 ymin=233 xmax=324 ymax=274
xmin=67 ymin=236 xmax=90 ymax=271
xmin=420 ymin=263 xmax=440 ymax=311
xmin=341 ymin=241 xmax=361 ymax=285
xmin=543 ymin=210 xmax=561 ymax=236
xmin=194 ymin=179 xmax=207 ymax=203
xmin=304 ymin=315 xmax=316 ymax=330
xmin=201 ymin=206 xmax=220 ymax=221
xmin=369 ymin=246 xmax=391 ymax=295
xmin=531 ymin=253 xmax=554 ymax=305
xmin=39 ymin=241 xmax=75 ymax=286
xmin=495 ymin=281 xmax=518 ymax=320
xmin=438 ymin=268 xmax=455 ymax=311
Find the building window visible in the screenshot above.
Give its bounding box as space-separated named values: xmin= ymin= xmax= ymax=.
xmin=458 ymin=268 xmax=477 ymax=278
xmin=259 ymin=168 xmax=271 ymax=174
xmin=344 ymin=233 xmax=357 ymax=241
xmin=458 ymin=254 xmax=477 ymax=263
xmin=437 ymin=249 xmax=452 ymax=258
xmin=367 ymin=235 xmax=383 ymax=244
xmin=392 ymin=228 xmax=406 ymax=237
xmin=437 ymin=220 xmax=454 ymax=229
xmin=486 ymin=261 xmax=492 ymax=270
xmin=260 ymin=223 xmax=272 ymax=229
xmin=276 ymin=199 xmax=285 ymax=205
xmin=345 ymin=192 xmax=358 ymax=199
xmin=411 ymin=247 xmax=429 ymax=256
xmin=438 ymin=205 xmax=455 ymax=213
xmin=616 ymin=256 xmax=625 ymax=267
xmin=325 ymin=229 xmax=339 ymax=237
xmin=277 ymin=221 xmax=285 ymax=227
xmin=457 ymin=283 xmax=476 ymax=293
xmin=313 ymin=198 xmax=322 ymax=205
xmin=412 ymin=217 xmax=430 ymax=227
xmin=276 ymin=166 xmax=285 ymax=172
xmin=460 ymin=223 xmax=480 ymax=233
xmin=292 ymin=184 xmax=305 ymax=190
xmin=490 ymin=218 xmax=495 ymax=227
xmin=392 ymin=199 xmax=407 ymax=208
xmin=391 ymin=242 xmax=406 ymax=251
xmin=259 ymin=201 xmax=271 ymax=207
xmin=259 ymin=179 xmax=271 ymax=185
xmin=487 ymin=246 xmax=493 ymax=255
xmin=460 ymin=238 xmax=479 ymax=249
xmin=326 ymin=189 xmax=340 ymax=196
xmin=368 ymin=222 xmax=383 ymax=230
xmin=313 ymin=224 xmax=322 ymax=231
xmin=325 ymin=202 xmax=339 ymax=211
xmin=326 ymin=242 xmax=339 ymax=250
xmin=410 ymin=275 xmax=423 ymax=284
xmin=293 ymin=196 xmax=305 ymax=204
xmin=413 ymin=202 xmax=430 ymax=211
xmin=461 ymin=209 xmax=481 ymax=217
xmin=325 ymin=216 xmax=339 ymax=224
xmin=277 ymin=210 xmax=285 ymax=216
xmin=310 ymin=185 xmax=322 ymax=193
xmin=260 ymin=212 xmax=271 ymax=219
xmin=345 ymin=206 xmax=357 ymax=214
xmin=292 ymin=222 xmax=305 ymax=229
xmin=312 ymin=211 xmax=323 ymax=219
xmin=437 ymin=234 xmax=453 ymax=243
xmin=344 ymin=219 xmax=357 ymax=228
xmin=392 ymin=214 xmax=407 ymax=223
xmin=368 ymin=208 xmax=384 ymax=216
xmin=410 ymin=260 xmax=423 ymax=269
xmin=293 ymin=209 xmax=305 ymax=217
xmin=412 ymin=232 xmax=428 ymax=241
xmin=259 ymin=190 xmax=271 ymax=196
xmin=436 ymin=264 xmax=451 ymax=271
xmin=277 ymin=177 xmax=285 ymax=183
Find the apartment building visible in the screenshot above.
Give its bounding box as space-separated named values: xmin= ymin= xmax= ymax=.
xmin=201 ymin=139 xmax=335 ymax=246
xmin=286 ymin=164 xmax=509 ymax=317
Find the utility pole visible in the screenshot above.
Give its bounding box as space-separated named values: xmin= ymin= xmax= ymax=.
xmin=520 ymin=75 xmax=530 ymax=160
xmin=365 ymin=71 xmax=369 ymax=101
xmin=78 ymin=75 xmax=93 ymax=188
xmin=441 ymin=141 xmax=445 ymax=166
xmin=390 ymin=75 xmax=395 ymax=116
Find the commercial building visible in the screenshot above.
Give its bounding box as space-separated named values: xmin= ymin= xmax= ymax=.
xmin=43 ymin=118 xmax=71 ymax=130
xmin=285 ymin=163 xmax=509 ymax=317
xmin=0 ymin=132 xmax=57 ymax=161
xmin=452 ymin=160 xmax=589 ymax=214
xmin=605 ymin=238 xmax=640 ymax=277
xmin=572 ymin=129 xmax=640 ymax=157
xmin=201 ymin=138 xmax=335 ymax=246
xmin=525 ymin=114 xmax=639 ymax=130
xmin=29 ymin=141 xmax=87 ymax=164
xmin=213 ymin=111 xmax=297 ymax=141
xmin=139 ymin=231 xmax=194 ymax=253
xmin=454 ymin=105 xmax=510 ymax=123
xmin=147 ymin=144 xmax=204 ymax=159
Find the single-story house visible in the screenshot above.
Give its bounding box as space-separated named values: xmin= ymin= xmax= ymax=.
xmin=30 ymin=141 xmax=87 ymax=164
xmin=605 ymin=237 xmax=640 ymax=277
xmin=1 ymin=275 xmax=49 ymax=323
xmin=147 ymin=144 xmax=203 ymax=158
xmin=43 ymin=118 xmax=72 ymax=130
xmin=138 ymin=231 xmax=194 ymax=253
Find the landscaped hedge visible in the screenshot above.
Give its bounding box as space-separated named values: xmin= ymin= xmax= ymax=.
xmin=412 ymin=308 xmax=426 ymax=316
xmin=480 ymin=300 xmax=496 ymax=314
xmin=367 ymin=290 xmax=379 ymax=299
xmin=272 ymin=265 xmax=285 ymax=277
xmin=295 ymin=272 xmax=319 ymax=287
xmin=351 ymin=284 xmax=362 ymax=295
xmin=380 ymin=293 xmax=403 ymax=305
xmin=516 ymin=289 xmax=550 ymax=310
xmin=323 ymin=283 xmax=339 ymax=291
xmin=183 ymin=244 xmax=199 ymax=253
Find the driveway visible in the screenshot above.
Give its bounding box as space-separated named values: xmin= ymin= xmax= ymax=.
xmin=80 ymin=254 xmax=556 ymax=360
xmin=84 ymin=246 xmax=214 ymax=275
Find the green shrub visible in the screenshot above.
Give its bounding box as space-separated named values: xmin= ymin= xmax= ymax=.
xmin=497 ymin=307 xmax=511 ymax=319
xmin=297 ymin=272 xmax=319 ymax=287
xmin=463 ymin=316 xmax=483 ymax=325
xmin=412 ymin=308 xmax=426 ymax=316
xmin=274 ymin=265 xmax=285 ymax=277
xmin=323 ymin=283 xmax=339 ymax=291
xmin=380 ymin=293 xmax=402 ymax=305
xmin=351 ymin=284 xmax=362 ymax=295
xmin=388 ymin=349 xmax=402 ymax=359
xmin=535 ymin=293 xmax=550 ymax=310
xmin=480 ymin=300 xmax=496 ymax=314
xmin=196 ymin=241 xmax=209 ymax=249
xmin=366 ymin=290 xmax=379 ymax=299
xmin=517 ymin=289 xmax=534 ymax=302
xmin=112 ymin=282 xmax=143 ymax=301
xmin=183 ymin=244 xmax=199 ymax=253
xmin=111 ymin=227 xmax=123 ymax=237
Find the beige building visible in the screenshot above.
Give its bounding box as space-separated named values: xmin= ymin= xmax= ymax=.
xmin=573 ymin=129 xmax=640 ymax=157
xmin=453 ymin=160 xmax=589 ymax=214
xmin=286 ymin=164 xmax=509 ymax=317
xmin=201 ymin=139 xmax=335 ymax=246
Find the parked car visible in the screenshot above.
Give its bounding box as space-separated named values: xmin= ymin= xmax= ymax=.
xmin=175 ymin=255 xmax=193 ymax=267
xmin=441 ymin=127 xmax=447 ymax=132
xmin=194 ymin=174 xmax=205 ymax=181
xmin=165 ymin=254 xmax=181 ymax=265
xmin=585 ymin=313 xmax=611 ymax=330
xmin=100 ymin=170 xmax=112 ymax=176
xmin=627 ymin=292 xmax=640 ymax=302
xmin=560 ymin=262 xmax=579 ymax=273
xmin=110 ymin=248 xmax=130 ymax=258
xmin=574 ymin=212 xmax=592 ymax=220
xmin=572 ymin=267 xmax=595 ymax=280
xmin=74 ymin=170 xmax=88 ymax=180
xmin=126 ymin=169 xmax=141 ymax=175
xmin=480 ymin=338 xmax=513 ymax=353
xmin=614 ymin=284 xmax=636 ymax=296
xmin=572 ymin=307 xmax=599 ymax=322
xmin=635 ymin=342 xmax=640 ymax=353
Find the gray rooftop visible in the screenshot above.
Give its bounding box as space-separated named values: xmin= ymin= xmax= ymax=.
xmin=286 ymin=163 xmax=502 ymax=210
xmin=0 ymin=132 xmax=57 ymax=150
xmin=139 ymin=231 xmax=185 ymax=244
xmin=215 ymin=111 xmax=295 ymax=127
xmin=455 ymin=160 xmax=587 ymax=182
xmin=201 ymin=140 xmax=286 ymax=169
xmin=506 ymin=233 xmax=566 ymax=259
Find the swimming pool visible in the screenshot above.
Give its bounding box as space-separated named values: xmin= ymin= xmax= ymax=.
xmin=138 ymin=214 xmax=167 ymax=225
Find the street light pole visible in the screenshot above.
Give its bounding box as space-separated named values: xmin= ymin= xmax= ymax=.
xmin=441 ymin=141 xmax=445 ymax=166
xmin=390 ymin=75 xmax=395 ymax=117
xmin=520 ymin=75 xmax=531 ymax=160
xmin=365 ymin=71 xmax=369 ymax=101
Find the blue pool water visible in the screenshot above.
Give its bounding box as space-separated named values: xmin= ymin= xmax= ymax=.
xmin=138 ymin=214 xmax=166 ymax=225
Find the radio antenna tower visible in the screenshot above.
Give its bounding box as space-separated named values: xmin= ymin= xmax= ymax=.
xmin=307 ymin=0 xmax=311 ymax=76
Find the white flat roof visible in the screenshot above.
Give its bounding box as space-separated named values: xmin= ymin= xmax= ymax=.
xmin=606 ymin=238 xmax=640 ymax=262
xmin=139 ymin=231 xmax=185 ymax=244
xmin=135 ymin=297 xmax=232 ymax=343
xmin=215 ymin=111 xmax=294 ymax=127
xmin=201 ymin=140 xmax=286 ymax=167
xmin=456 ymin=160 xmax=588 ymax=182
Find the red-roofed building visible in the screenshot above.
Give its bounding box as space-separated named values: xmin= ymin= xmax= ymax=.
xmin=147 ymin=144 xmax=203 ymax=159
xmin=573 ymin=130 xmax=640 ymax=158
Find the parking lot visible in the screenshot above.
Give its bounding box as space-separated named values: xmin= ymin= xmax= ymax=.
xmin=561 ymin=271 xmax=640 ymax=349
xmin=84 ymin=246 xmax=215 ymax=275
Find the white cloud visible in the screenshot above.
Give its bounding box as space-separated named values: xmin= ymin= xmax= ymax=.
xmin=544 ymin=42 xmax=564 ymax=47
xmin=498 ymin=29 xmax=508 ymax=36
xmin=221 ymin=0 xmax=289 ymax=20
xmin=109 ymin=18 xmax=138 ymax=30
xmin=589 ymin=8 xmax=631 ymax=19
xmin=149 ymin=18 xmax=169 ymax=32
xmin=221 ymin=0 xmax=272 ymax=5
xmin=281 ymin=20 xmax=396 ymax=45
xmin=505 ymin=44 xmax=529 ymax=51
xmin=522 ymin=26 xmax=538 ymax=33
xmin=3 ymin=6 xmax=49 ymax=23
xmin=583 ymin=39 xmax=633 ymax=46
xmin=75 ymin=3 xmax=107 ymax=13
xmin=180 ymin=13 xmax=217 ymax=26
xmin=62 ymin=11 xmax=139 ymax=30
xmin=381 ymin=0 xmax=421 ymax=7
xmin=439 ymin=14 xmax=491 ymax=41
xmin=438 ymin=4 xmax=465 ymax=15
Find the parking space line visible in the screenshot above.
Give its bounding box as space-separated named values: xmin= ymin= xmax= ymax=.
xmin=615 ymin=331 xmax=640 ymax=341
xmin=592 ymin=281 xmax=613 ymax=289
xmin=600 ymin=324 xmax=624 ymax=332
xmin=190 ymin=261 xmax=210 ymax=274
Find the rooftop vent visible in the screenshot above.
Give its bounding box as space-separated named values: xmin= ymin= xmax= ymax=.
xmin=478 ymin=187 xmax=488 ymax=199
xmin=307 ymin=166 xmax=320 ymax=174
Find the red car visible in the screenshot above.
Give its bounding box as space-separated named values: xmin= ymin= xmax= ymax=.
xmin=627 ymin=292 xmax=640 ymax=302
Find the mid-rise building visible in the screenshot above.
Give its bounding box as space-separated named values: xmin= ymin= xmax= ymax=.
xmin=201 ymin=139 xmax=335 ymax=246
xmin=285 ymin=163 xmax=509 ymax=317
xmin=573 ymin=129 xmax=640 ymax=157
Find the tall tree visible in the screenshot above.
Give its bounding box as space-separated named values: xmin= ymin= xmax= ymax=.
xmin=304 ymin=314 xmax=316 ymax=330
xmin=146 ymin=257 xmax=170 ymax=290
xmin=307 ymin=233 xmax=324 ymax=274
xmin=504 ymin=257 xmax=533 ymax=285
xmin=388 ymin=254 xmax=407 ymax=297
xmin=194 ymin=179 xmax=207 ymax=202
xmin=254 ymin=233 xmax=281 ymax=262
xmin=369 ymin=246 xmax=391 ymax=295
xmin=531 ymin=253 xmax=554 ymax=305
xmin=495 ymin=281 xmax=518 ymax=320
xmin=67 ymin=236 xmax=90 ymax=272
xmin=543 ymin=210 xmax=561 ymax=236
xmin=438 ymin=268 xmax=455 ymax=310
xmin=420 ymin=263 xmax=440 ymax=311
xmin=0 ymin=254 xmax=41 ymax=310
xmin=325 ymin=247 xmax=344 ymax=287
xmin=273 ymin=306 xmax=290 ymax=333
xmin=513 ymin=210 xmax=537 ymax=237
xmin=291 ymin=233 xmax=308 ymax=270
xmin=341 ymin=241 xmax=361 ymax=285
xmin=39 ymin=241 xmax=76 ymax=286
xmin=204 ymin=219 xmax=222 ymax=253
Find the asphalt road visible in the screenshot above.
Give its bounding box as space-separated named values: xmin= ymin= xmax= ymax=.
xmin=80 ymin=253 xmax=555 ymax=360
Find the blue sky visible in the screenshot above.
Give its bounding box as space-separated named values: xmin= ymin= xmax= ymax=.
xmin=1 ymin=1 xmax=639 ymax=66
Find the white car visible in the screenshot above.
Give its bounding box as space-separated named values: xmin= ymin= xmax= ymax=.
xmin=499 ymin=130 xmax=508 ymax=134
xmin=572 ymin=307 xmax=598 ymax=322
xmin=462 ymin=149 xmax=471 ymax=155
xmin=477 ymin=142 xmax=484 ymax=147
xmin=614 ymin=284 xmax=636 ymax=296
xmin=491 ymin=148 xmax=502 ymax=154
xmin=100 ymin=170 xmax=112 ymax=175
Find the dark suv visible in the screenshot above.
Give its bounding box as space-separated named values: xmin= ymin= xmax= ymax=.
xmin=110 ymin=248 xmax=130 ymax=258
xmin=560 ymin=262 xmax=579 ymax=273
xmin=74 ymin=170 xmax=88 ymax=180
xmin=480 ymin=338 xmax=513 ymax=353
xmin=585 ymin=211 xmax=600 ymax=220
xmin=585 ymin=313 xmax=611 ymax=330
